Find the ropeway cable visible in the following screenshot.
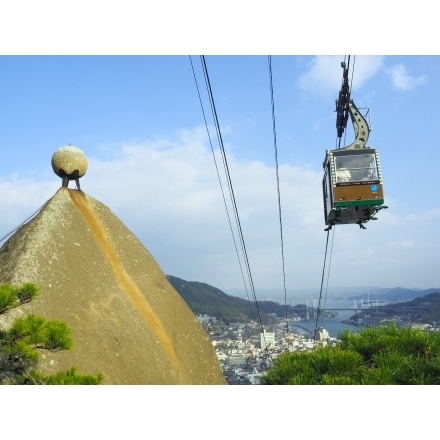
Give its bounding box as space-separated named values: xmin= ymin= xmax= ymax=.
xmin=0 ymin=201 xmax=49 ymax=244
xmin=268 ymin=55 xmax=289 ymax=335
xmin=198 ymin=56 xmax=266 ymax=341
xmin=188 ymin=55 xmax=255 ymax=321
xmin=314 ymin=228 xmax=331 ymax=340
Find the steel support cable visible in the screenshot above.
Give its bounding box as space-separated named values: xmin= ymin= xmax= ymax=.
xmin=336 ymin=55 xmax=357 ymax=150
xmin=200 ymin=58 xmax=251 ymax=290
xmin=316 ymin=56 xmax=356 ymax=336
xmin=314 ymin=227 xmax=331 ymax=340
xmin=199 ymin=56 xmax=265 ymax=335
xmin=336 ymin=127 xmax=347 ymax=150
xmin=350 ymin=55 xmax=356 ymax=91
xmin=188 ymin=56 xmax=255 ymax=320
xmin=319 ymin=226 xmax=336 ymax=328
xmin=0 ymin=201 xmax=49 ymax=244
xmin=268 ymin=56 xmax=289 ymax=334
xmin=336 ymin=55 xmax=351 ymax=150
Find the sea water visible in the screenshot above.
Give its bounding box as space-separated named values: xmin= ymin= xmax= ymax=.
xmin=289 ymin=298 xmax=361 ymax=338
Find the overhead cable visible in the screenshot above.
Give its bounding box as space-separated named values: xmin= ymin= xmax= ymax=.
xmin=268 ymin=55 xmax=289 ymax=334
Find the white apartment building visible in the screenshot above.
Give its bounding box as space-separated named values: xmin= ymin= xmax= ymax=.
xmin=314 ymin=327 xmax=330 ymax=341
xmin=260 ymin=329 xmax=276 ymax=349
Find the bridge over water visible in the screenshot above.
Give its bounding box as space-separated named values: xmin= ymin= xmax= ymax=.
xmin=321 ymin=307 xmax=422 ymax=311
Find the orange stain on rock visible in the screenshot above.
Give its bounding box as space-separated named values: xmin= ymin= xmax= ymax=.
xmin=69 ymin=190 xmax=187 ymax=381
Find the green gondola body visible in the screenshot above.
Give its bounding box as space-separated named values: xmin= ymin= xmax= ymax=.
xmin=322 ymin=147 xmax=385 ymax=228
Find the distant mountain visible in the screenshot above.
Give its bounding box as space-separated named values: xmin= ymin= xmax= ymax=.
xmin=352 ymin=291 xmax=440 ymax=324
xmin=166 ymin=275 xmax=305 ymax=325
xmin=225 ymin=286 xmax=440 ymax=303
xmin=346 ymin=287 xmax=440 ymax=302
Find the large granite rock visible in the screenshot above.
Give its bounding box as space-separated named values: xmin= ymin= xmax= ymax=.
xmin=0 ymin=188 xmax=226 ymax=385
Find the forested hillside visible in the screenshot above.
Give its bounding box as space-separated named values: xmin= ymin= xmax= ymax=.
xmin=167 ymin=275 xmax=304 ymax=324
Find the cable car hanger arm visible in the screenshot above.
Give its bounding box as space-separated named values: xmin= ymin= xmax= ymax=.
xmin=339 ymin=100 xmax=370 ymax=151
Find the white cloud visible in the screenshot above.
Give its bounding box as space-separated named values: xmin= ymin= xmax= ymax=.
xmin=405 ymin=207 xmax=440 ymax=222
xmin=297 ymin=55 xmax=384 ymax=96
xmin=0 ymin=128 xmax=325 ymax=291
xmin=1 ymin=127 xmax=439 ymax=292
xmin=0 ymin=178 xmax=58 ymax=241
xmin=386 ymin=240 xmax=416 ymax=249
xmin=84 ymin=131 xmax=327 ymax=290
xmin=388 ymin=64 xmax=427 ymax=90
xmin=349 ymin=56 xmax=385 ymax=89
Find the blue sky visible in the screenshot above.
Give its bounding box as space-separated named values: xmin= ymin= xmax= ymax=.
xmin=1 ymin=54 xmax=439 ymax=299
xmin=1 ymin=1 xmax=438 ymax=429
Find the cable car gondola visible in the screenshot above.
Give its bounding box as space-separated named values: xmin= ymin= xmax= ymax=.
xmin=322 ymin=61 xmax=388 ymax=230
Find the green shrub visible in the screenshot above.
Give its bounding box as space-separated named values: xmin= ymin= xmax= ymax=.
xmin=0 ymin=284 xmax=16 ymax=313
xmin=261 ymin=323 xmax=440 ymax=385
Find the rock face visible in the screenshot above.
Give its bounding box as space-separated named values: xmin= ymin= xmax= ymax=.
xmin=0 ymin=188 xmax=226 ymax=385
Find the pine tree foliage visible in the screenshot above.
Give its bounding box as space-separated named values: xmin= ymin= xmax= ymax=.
xmin=0 ymin=282 xmax=39 ymax=313
xmin=0 ymin=282 xmax=103 ymax=385
xmin=0 ymin=284 xmax=16 ymax=313
xmin=6 ymin=314 xmax=73 ymax=351
xmin=32 ymin=367 xmax=104 ymax=385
